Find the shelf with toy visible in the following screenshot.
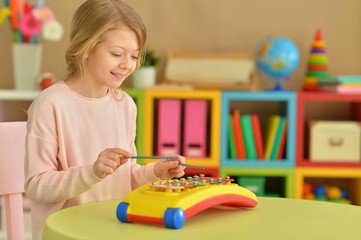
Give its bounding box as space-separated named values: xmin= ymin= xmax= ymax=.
xmin=303 ymin=179 xmax=351 ymax=204
xmin=220 ymin=91 xmax=296 ymax=168
xmin=142 ymin=89 xmax=221 ymax=169
xmin=220 ymin=167 xmax=294 ymax=198
xmin=296 ymin=91 xmax=361 ymax=168
xmin=294 ymin=168 xmax=361 ymax=206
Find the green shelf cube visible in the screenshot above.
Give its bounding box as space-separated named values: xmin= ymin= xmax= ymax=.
xmin=238 ymin=176 xmax=266 ymax=196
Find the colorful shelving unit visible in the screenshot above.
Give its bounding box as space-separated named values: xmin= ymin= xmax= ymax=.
xmin=123 ymin=89 xmax=361 ymax=206
xmin=143 ymin=89 xmax=221 ymax=170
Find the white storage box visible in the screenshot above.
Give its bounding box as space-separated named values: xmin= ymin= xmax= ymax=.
xmin=309 ymin=121 xmax=361 ymax=162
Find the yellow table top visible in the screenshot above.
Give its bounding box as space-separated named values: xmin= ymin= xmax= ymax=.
xmin=43 ymin=197 xmax=361 ymax=240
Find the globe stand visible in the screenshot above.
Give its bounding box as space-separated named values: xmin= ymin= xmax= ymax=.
xmin=272 ymin=80 xmax=285 ymax=91
xmin=268 ymin=77 xmax=291 ymax=92
xmin=263 ymin=78 xmax=294 ymax=91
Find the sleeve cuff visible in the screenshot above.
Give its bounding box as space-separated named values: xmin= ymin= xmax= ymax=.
xmin=86 ymin=164 xmax=103 ymax=183
xmin=147 ymin=162 xmax=161 ymax=182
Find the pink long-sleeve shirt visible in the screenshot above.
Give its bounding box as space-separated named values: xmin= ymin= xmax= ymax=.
xmin=25 ymin=81 xmax=158 ymax=240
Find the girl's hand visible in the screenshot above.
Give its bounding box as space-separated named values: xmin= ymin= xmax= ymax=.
xmin=93 ymin=148 xmax=132 ymax=179
xmin=153 ymin=155 xmax=186 ymax=180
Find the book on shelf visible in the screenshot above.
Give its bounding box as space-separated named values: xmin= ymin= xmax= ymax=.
xmin=316 ymin=77 xmax=338 ymax=85
xmin=277 ymin=118 xmax=288 ymax=160
xmin=228 ymin=114 xmax=237 ymax=160
xmin=320 ymin=85 xmax=361 ymax=94
xmin=264 ymin=115 xmax=281 ymax=160
xmin=241 ymin=114 xmax=257 ymax=160
xmin=231 ymin=109 xmax=246 ymax=159
xmin=316 ymin=76 xmax=361 ymax=87
xmin=270 ymin=117 xmax=287 ymax=160
xmin=338 ymin=75 xmax=361 ymax=83
xmin=251 ymin=114 xmax=264 ymax=159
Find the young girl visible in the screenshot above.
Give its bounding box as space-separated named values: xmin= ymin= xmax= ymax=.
xmin=24 ymin=1 xmax=186 ymax=239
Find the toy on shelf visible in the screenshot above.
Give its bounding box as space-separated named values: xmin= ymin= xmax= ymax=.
xmin=255 ymin=35 xmax=300 ymax=91
xmin=116 ymin=174 xmax=257 ymax=229
xmin=303 ymin=183 xmax=351 ymax=204
xmin=303 ymin=29 xmax=330 ymax=91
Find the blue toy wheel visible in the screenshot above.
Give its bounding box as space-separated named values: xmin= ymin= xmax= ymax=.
xmin=116 ymin=202 xmax=130 ymax=223
xmin=163 ymin=208 xmax=185 ymax=229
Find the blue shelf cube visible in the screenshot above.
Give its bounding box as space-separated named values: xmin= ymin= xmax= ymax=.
xmin=220 ymin=91 xmax=297 ymax=168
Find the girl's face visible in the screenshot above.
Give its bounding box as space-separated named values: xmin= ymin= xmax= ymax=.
xmin=85 ymin=25 xmax=139 ymax=91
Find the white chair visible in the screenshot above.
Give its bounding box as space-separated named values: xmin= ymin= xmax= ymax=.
xmin=0 ymin=122 xmax=27 ymax=240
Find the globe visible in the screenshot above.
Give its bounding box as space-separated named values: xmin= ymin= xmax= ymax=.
xmin=256 ymin=36 xmax=300 ymax=90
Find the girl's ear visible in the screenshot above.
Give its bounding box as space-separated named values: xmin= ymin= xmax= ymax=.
xmin=84 ymin=48 xmax=92 ymax=59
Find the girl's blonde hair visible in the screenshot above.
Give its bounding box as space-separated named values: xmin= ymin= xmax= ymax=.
xmin=65 ymin=0 xmax=147 ymax=80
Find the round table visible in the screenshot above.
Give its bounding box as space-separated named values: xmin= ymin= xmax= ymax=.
xmin=43 ymin=197 xmax=361 ymax=240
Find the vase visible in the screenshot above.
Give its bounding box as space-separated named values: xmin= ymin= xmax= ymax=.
xmin=132 ymin=66 xmax=156 ymax=89
xmin=12 ymin=43 xmax=43 ymax=90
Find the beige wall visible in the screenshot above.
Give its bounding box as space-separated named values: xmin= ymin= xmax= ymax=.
xmin=1 ymin=0 xmax=360 ymax=91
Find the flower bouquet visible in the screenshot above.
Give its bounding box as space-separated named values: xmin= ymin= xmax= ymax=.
xmin=0 ymin=0 xmax=63 ymax=43
xmin=1 ymin=1 xmax=64 ymax=89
